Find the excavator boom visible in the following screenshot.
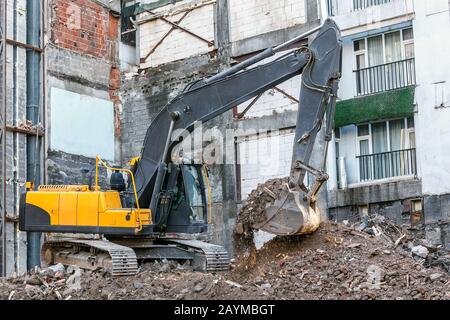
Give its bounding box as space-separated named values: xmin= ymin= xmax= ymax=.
xmin=132 ymin=19 xmax=342 ymax=235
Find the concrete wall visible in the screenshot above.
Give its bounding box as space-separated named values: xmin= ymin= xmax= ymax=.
xmin=413 ymin=0 xmax=450 ymax=196
xmin=229 ymin=0 xmax=306 ymax=42
xmin=328 ymin=0 xmax=414 ymax=36
xmin=137 ymin=0 xmax=216 ymax=68
xmin=0 ymin=0 xmax=122 ymax=276
xmin=237 ymin=128 xmax=295 ymax=199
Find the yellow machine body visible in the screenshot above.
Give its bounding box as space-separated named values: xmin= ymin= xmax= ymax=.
xmin=19 ymin=185 xmax=151 ymax=235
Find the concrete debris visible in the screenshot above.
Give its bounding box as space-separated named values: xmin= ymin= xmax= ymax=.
xmin=48 ymin=263 xmax=66 ymax=275
xmin=429 ymin=273 xmax=443 ymax=281
xmin=412 ymin=245 xmax=429 ymax=259
xmin=193 ymin=284 xmax=205 ymax=293
xmin=65 ymin=268 xmax=83 ymax=293
xmin=225 ymin=280 xmax=242 ymax=288
xmin=133 ymin=281 xmax=144 ymax=290
xmin=260 ymin=283 xmax=272 ymax=290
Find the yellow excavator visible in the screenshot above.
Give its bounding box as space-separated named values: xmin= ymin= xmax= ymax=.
xmin=19 ymin=19 xmax=342 ymax=276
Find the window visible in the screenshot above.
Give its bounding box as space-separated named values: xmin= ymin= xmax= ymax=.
xmin=121 ymin=1 xmax=137 ymax=47
xmin=335 ymin=128 xmax=341 ymax=188
xmin=353 ymin=28 xmax=415 ymax=70
xmin=182 ymin=165 xmax=206 ymax=223
xmin=434 ymin=81 xmax=448 ymax=108
xmin=353 ymin=28 xmax=416 ymax=95
xmin=353 ymin=0 xmax=393 ymax=11
xmin=356 ymin=118 xmax=416 ymax=181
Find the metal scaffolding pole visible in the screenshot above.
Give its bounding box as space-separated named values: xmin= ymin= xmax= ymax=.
xmin=1 ymin=0 xmax=8 ymax=277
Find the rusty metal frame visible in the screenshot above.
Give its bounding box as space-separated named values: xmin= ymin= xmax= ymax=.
xmin=6 ymin=38 xmax=43 ymax=53
xmin=235 ymin=87 xmax=299 ymax=119
xmin=235 ymin=93 xmax=263 ymax=119
xmin=6 ymin=125 xmax=45 ymax=137
xmin=141 ymin=10 xmax=190 ymax=63
xmin=141 ymin=8 xmax=214 ymax=63
xmin=273 ymin=86 xmax=299 ymax=104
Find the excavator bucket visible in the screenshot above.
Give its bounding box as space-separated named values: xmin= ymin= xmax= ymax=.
xmin=251 ymin=186 xmax=321 ymax=236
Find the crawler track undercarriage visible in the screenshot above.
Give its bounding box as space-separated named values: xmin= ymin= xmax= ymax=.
xmin=41 ymin=237 xmax=230 ymax=276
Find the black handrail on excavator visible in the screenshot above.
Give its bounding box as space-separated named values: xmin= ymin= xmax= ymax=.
xmin=131 ymin=19 xmax=343 ymax=236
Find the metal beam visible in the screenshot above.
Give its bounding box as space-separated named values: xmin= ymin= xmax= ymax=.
xmin=141 ymin=11 xmax=190 ymax=63
xmin=140 ymin=9 xmax=214 ymax=64
xmin=155 ymin=13 xmax=214 ymax=46
xmin=5 ymin=125 xmax=44 ymax=137
xmin=235 ymin=93 xmax=263 ymax=119
xmin=6 ymin=38 xmax=43 ymax=52
xmin=273 ymin=86 xmax=300 ymax=104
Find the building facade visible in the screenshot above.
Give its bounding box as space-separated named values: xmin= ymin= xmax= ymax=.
xmin=325 ymin=0 xmax=450 ymax=249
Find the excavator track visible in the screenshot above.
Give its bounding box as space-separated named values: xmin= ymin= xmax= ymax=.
xmin=163 ymin=239 xmax=230 ymax=272
xmin=42 ymin=238 xmax=230 ymax=276
xmin=42 ymin=239 xmax=138 ymax=277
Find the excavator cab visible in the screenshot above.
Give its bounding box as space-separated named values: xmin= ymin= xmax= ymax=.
xmin=152 ymin=163 xmax=209 ymax=234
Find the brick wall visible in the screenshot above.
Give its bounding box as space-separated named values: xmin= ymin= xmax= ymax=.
xmin=51 ymin=0 xmax=118 ymax=60
xmin=229 ymin=0 xmax=307 ymax=42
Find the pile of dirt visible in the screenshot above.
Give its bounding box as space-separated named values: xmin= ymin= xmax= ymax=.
xmin=1 ymin=222 xmax=449 ymax=300
xmin=233 ymin=177 xmax=289 ymax=271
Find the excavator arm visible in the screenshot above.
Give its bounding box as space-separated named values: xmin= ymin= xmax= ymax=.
xmin=132 ymin=19 xmax=342 ymax=236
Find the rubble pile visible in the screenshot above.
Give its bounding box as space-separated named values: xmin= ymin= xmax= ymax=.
xmin=1 ymin=223 xmax=449 ymax=300
xmin=233 ymin=178 xmax=289 ymax=271
xmin=346 ymin=213 xmax=450 ymax=272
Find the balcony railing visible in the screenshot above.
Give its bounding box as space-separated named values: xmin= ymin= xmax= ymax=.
xmin=354 ymin=58 xmax=416 ymax=96
xmin=328 ymin=0 xmax=394 ymax=16
xmin=357 ymin=148 xmax=417 ymax=182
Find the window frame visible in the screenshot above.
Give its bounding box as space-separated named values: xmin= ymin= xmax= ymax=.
xmin=353 ymin=27 xmax=415 ymax=70
xmin=353 ymin=27 xmax=415 ymax=96
xmin=355 ymin=117 xmax=415 ymax=181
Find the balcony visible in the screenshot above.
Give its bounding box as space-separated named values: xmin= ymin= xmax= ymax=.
xmin=354 ymin=58 xmax=416 ymax=96
xmin=328 ymin=0 xmax=394 ymax=16
xmin=357 ymin=148 xmax=417 ymax=182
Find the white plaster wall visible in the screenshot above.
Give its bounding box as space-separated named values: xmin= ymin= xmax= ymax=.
xmin=138 ymin=1 xmax=215 ymax=68
xmin=412 ymin=0 xmax=450 ymax=195
xmin=330 ymin=0 xmax=414 ymax=36
xmin=229 ymin=0 xmax=306 ymax=42
xmin=337 ymin=40 xmax=357 ymax=100
xmin=236 ymin=51 xmax=301 ymax=118
xmin=50 ymin=87 xmax=115 ymax=160
xmin=238 ymin=129 xmax=295 ymax=199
